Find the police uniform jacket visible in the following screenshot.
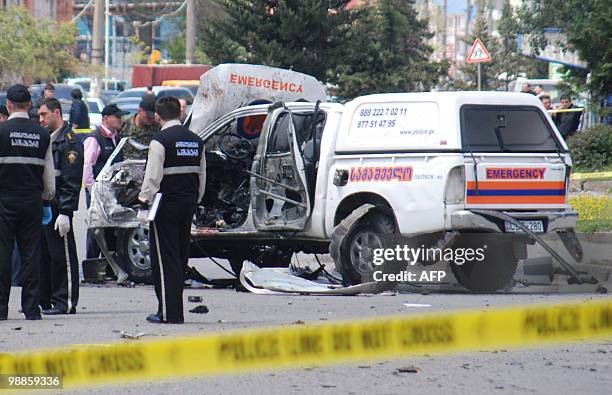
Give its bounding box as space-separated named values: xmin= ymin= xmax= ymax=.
xmin=0 ymin=112 xmax=55 ymax=199
xmin=138 ymin=120 xmax=206 ymax=205
xmin=50 ymin=122 xmax=84 ymax=216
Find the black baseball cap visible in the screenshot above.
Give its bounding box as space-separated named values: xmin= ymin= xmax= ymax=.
xmin=139 ymin=94 xmax=156 ymax=118
xmin=101 ymin=104 xmax=128 ymax=117
xmin=7 ymin=84 xmax=31 ymax=103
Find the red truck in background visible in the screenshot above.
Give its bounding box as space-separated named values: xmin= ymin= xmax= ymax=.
xmin=131 ymin=64 xmax=212 ymax=88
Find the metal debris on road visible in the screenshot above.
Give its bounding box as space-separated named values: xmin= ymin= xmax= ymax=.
xmin=396 ymin=366 xmax=421 ymax=373
xmin=240 ymin=262 xmax=396 ymax=295
xmin=118 ymin=330 xmax=148 ymax=340
xmin=189 ymin=305 xmax=210 ymax=314
xmin=188 ymin=296 xmax=203 ymax=303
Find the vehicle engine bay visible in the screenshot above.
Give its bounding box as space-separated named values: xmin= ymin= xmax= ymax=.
xmin=194 ymin=149 xmax=254 ymax=229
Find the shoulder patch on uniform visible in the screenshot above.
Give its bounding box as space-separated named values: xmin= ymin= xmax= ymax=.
xmin=67 ymin=150 xmax=78 ymax=165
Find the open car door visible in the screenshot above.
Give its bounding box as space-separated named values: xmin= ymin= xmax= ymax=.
xmin=251 ymin=105 xmax=311 ymax=231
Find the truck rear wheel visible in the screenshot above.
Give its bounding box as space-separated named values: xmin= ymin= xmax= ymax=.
xmin=450 ymin=234 xmax=517 ymax=292
xmin=116 ymin=227 xmax=153 ymax=284
xmin=330 ymin=208 xmax=400 ymax=285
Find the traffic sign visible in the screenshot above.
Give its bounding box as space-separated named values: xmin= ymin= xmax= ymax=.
xmin=466 ymin=38 xmax=492 ymax=63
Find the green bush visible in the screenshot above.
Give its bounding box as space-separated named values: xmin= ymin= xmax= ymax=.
xmin=567 ymin=124 xmax=612 ymax=171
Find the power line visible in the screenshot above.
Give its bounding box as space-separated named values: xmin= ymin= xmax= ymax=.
xmin=72 ymin=0 xmax=95 ymax=22
xmin=137 ymin=0 xmax=187 ymax=27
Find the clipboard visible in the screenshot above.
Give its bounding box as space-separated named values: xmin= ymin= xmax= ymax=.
xmin=147 ymin=193 xmax=163 ymax=222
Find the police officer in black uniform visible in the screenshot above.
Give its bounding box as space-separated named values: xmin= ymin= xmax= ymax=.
xmin=137 ymin=96 xmax=206 ymax=324
xmin=0 ymin=84 xmax=55 ymax=320
xmin=38 ymin=98 xmax=84 ymax=314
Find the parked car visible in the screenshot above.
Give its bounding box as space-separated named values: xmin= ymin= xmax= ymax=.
xmin=64 ymin=77 xmax=128 ymax=99
xmin=509 ymin=78 xmax=563 ymax=104
xmin=115 ymin=98 xmax=141 ymax=116
xmin=110 ymin=86 xmax=194 ymax=104
xmin=86 ymin=98 xmax=105 ymax=129
xmin=30 ymin=83 xmax=89 ymax=121
xmin=162 ymin=80 xmax=199 ymax=96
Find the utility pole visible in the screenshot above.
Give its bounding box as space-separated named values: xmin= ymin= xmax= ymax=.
xmin=186 ymin=0 xmax=196 ymax=64
xmin=104 ymin=0 xmax=110 ymax=90
xmin=443 ymin=0 xmax=448 ymax=58
xmin=465 ymin=0 xmax=471 ymax=56
xmin=92 ymin=0 xmax=104 ymax=65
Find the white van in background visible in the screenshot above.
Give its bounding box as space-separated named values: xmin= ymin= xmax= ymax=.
xmin=508 ymin=78 xmax=563 ymax=104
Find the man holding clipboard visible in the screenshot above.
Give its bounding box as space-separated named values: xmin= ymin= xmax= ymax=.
xmin=137 ymin=96 xmax=206 ymax=324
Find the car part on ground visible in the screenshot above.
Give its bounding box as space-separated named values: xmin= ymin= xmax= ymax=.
xmin=239 ymin=262 xmax=396 ymax=295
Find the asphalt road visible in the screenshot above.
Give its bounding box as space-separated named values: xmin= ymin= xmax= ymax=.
xmin=2 ymin=191 xmax=612 ymax=394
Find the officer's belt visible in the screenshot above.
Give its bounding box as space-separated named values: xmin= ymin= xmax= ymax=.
xmin=0 ymin=156 xmax=45 ymax=166
xmin=163 ymin=166 xmax=200 ymax=175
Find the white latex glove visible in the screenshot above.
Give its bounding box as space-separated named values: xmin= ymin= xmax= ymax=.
xmin=54 ymin=214 xmax=71 ymax=237
xmin=137 ymin=209 xmax=149 ymax=224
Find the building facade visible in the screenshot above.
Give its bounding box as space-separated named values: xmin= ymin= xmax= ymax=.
xmin=1 ymin=0 xmax=72 ymax=21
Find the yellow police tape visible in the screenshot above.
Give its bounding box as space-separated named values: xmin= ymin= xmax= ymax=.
xmin=546 ymin=108 xmax=584 ymax=113
xmin=0 ymin=299 xmax=611 ymax=389
xmin=571 ymin=171 xmax=612 ymax=181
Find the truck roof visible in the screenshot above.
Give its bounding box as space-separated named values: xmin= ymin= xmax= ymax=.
xmin=335 ymin=91 xmax=561 ymax=153
xmin=347 ymin=91 xmax=545 ymax=106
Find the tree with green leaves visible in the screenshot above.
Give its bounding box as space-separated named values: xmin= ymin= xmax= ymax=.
xmin=0 ymin=6 xmax=76 ymax=88
xmin=456 ymin=0 xmax=494 ymax=90
xmin=332 ymin=0 xmax=447 ymax=99
xmin=489 ymin=0 xmax=547 ymax=91
xmin=518 ymin=0 xmax=611 ymax=101
xmin=200 ymin=0 xmax=355 ymax=82
xmin=199 ymin=0 xmax=446 ymax=100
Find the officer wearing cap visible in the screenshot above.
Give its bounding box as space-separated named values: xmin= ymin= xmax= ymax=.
xmin=82 ymin=104 xmax=129 ymax=284
xmin=38 ymin=98 xmax=83 ymax=315
xmin=0 ymin=84 xmax=55 ymax=320
xmin=119 ymin=94 xmax=160 ymax=160
xmin=137 ymin=96 xmax=206 ymax=324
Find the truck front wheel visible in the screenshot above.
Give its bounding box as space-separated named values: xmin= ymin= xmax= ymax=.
xmin=116 ymin=227 xmax=153 ymax=284
xmin=330 ymin=208 xmax=400 ymax=285
xmin=450 ymin=234 xmax=518 ymax=293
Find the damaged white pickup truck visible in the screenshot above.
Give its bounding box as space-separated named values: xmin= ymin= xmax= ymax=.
xmin=88 ymin=64 xmax=582 ymax=292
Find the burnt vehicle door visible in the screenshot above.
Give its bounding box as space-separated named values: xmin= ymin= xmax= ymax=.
xmin=250 ymin=106 xmax=313 ymax=231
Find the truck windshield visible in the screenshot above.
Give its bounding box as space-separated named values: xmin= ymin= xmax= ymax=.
xmin=461 ymin=106 xmax=564 ymax=153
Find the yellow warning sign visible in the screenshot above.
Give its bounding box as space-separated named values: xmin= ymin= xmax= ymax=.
xmin=0 ymin=299 xmax=611 ymax=389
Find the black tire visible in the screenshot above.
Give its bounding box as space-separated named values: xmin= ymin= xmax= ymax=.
xmin=450 ymin=234 xmax=518 ymax=293
xmin=330 ymin=208 xmax=400 ymax=285
xmin=116 ymin=227 xmax=153 ymax=284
